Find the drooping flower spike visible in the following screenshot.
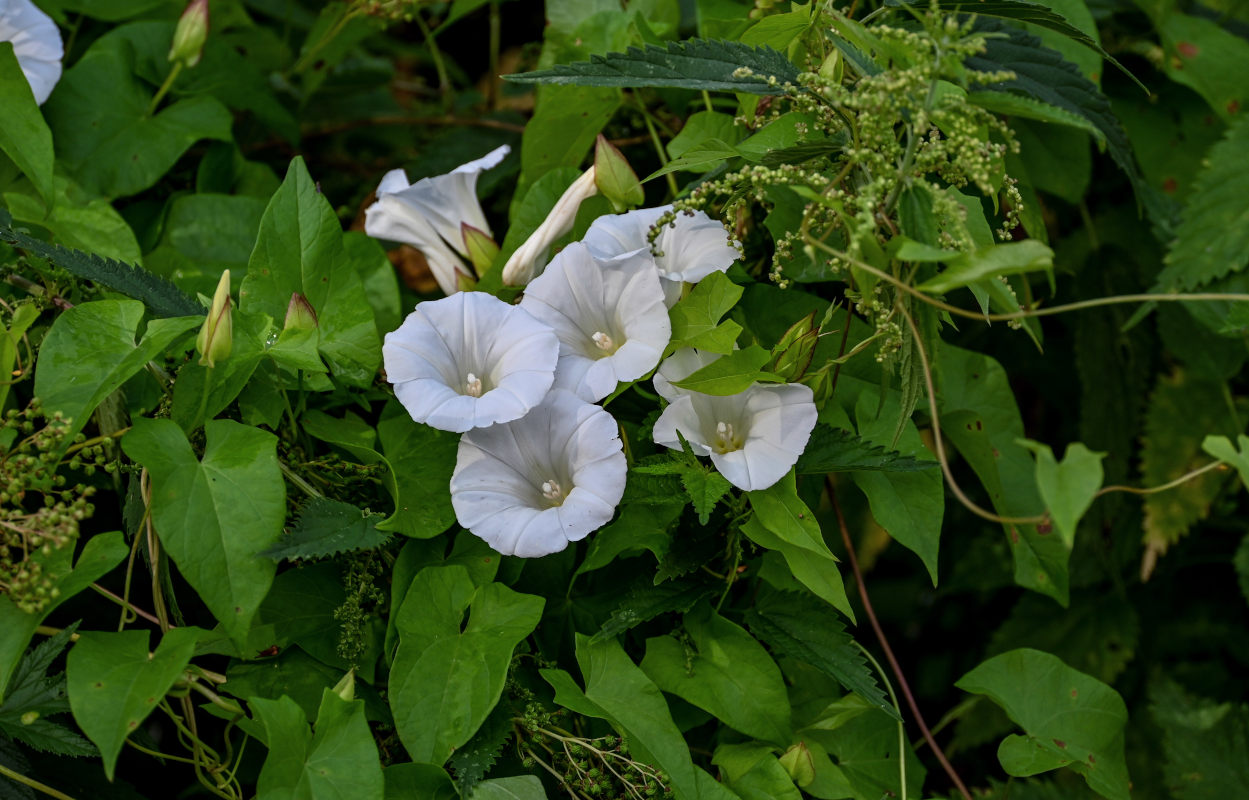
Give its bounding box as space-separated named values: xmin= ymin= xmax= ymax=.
xmin=582 ymin=205 xmax=740 ymax=305
xmin=383 ymin=291 xmax=559 ymax=433
xmin=0 ymin=0 xmax=63 ymax=105
xmin=450 ymin=389 xmax=627 ymax=558
xmin=652 ymin=382 xmax=818 ymax=492
xmin=364 ymin=144 xmax=510 ymax=296
xmin=520 ymin=242 xmax=671 ymax=403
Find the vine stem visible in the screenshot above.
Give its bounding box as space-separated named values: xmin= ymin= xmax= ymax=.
xmin=854 ymin=641 xmax=907 ymax=800
xmin=147 ymin=61 xmax=182 ymax=115
xmin=90 ymin=582 xmax=163 ymax=627
xmin=1095 ymin=459 xmax=1228 ymax=497
xmin=0 ymin=763 xmax=77 ymax=800
xmin=828 ymin=481 xmax=974 ymax=800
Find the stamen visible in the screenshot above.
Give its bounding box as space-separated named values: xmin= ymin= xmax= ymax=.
xmin=464 ymin=372 xmax=483 ymax=397
xmin=541 ymin=479 xmax=565 ymax=505
xmin=592 ymin=331 xmax=615 ymax=352
xmin=714 ymin=420 xmax=743 ymax=454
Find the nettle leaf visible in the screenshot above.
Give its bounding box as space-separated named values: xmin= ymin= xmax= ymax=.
xmin=916 ymin=240 xmax=1054 ymax=294
xmin=505 ymin=39 xmax=800 ymax=95
xmin=1153 ymin=114 xmax=1249 ymax=293
xmin=681 ymin=466 xmax=734 ymax=525
xmin=122 ymin=419 xmax=286 ymax=646
xmin=592 ymin=576 xmax=717 ymax=643
xmin=389 ymin=567 xmax=543 ymax=764
xmin=0 ymin=209 xmax=201 ymax=318
xmin=1017 ymin=440 xmax=1106 ymax=548
xmin=957 ymin=649 xmax=1130 ymax=800
xmin=448 ymin=703 xmax=513 ymax=797
xmin=1151 ymin=679 xmax=1249 ymax=799
xmin=66 ymin=627 xmax=202 ymax=780
xmin=796 ymin=425 xmax=937 ymax=474
xmin=34 ymin=299 xmax=201 ymax=444
xmin=263 ymin=498 xmax=391 ymax=562
xmin=0 ymin=44 xmax=53 ymax=204
xmin=746 ymin=590 xmax=895 ymax=719
xmin=0 ymin=717 xmax=96 ymax=757
xmin=668 ymin=271 xmax=744 ymax=354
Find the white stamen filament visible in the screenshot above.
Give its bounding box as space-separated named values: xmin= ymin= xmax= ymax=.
xmin=465 ymin=372 xmax=483 ymax=397
xmin=541 ymin=479 xmax=565 ymax=505
xmin=714 ymin=421 xmax=743 ymax=454
xmin=592 ymin=331 xmax=614 ymax=352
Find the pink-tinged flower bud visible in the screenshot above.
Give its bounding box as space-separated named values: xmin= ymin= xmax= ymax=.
xmin=460 ymin=223 xmax=499 ymax=275
xmin=196 ymin=270 xmax=232 ymax=367
xmin=779 ymin=742 xmax=815 ymax=787
xmin=283 ymin=292 xmax=318 ymax=332
xmin=594 ymin=134 xmax=644 ymax=211
xmin=168 ymin=0 xmax=209 ymax=68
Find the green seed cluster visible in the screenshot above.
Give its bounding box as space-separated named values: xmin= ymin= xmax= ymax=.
xmin=0 ymin=400 xmax=109 ymax=614
xmin=334 ymin=552 xmax=387 ymax=664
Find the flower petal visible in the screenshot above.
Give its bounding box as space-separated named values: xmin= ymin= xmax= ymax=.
xmin=583 ymin=205 xmax=740 ymax=287
xmin=653 ymin=347 xmax=724 ymax=402
xmin=1 ymin=0 xmax=63 ymax=105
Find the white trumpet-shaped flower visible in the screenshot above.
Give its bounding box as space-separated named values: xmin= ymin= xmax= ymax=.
xmin=501 ymin=166 xmax=599 ymax=287
xmin=582 ymin=205 xmax=739 ymax=305
xmin=653 ymin=383 xmax=818 ymax=491
xmin=520 ymin=242 xmax=670 ymax=402
xmin=365 ymin=144 xmax=510 ymax=296
xmin=1 ymin=0 xmax=63 ymax=105
xmin=451 ymin=389 xmax=627 ymax=558
xmin=383 ymin=291 xmax=558 ymax=433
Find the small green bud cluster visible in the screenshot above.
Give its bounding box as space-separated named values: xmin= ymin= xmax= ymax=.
xmin=334 ymin=552 xmax=387 ymax=664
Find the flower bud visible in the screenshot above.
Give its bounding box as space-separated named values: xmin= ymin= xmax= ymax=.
xmin=168 ymin=0 xmax=209 ymax=68
xmin=501 ymin=166 xmax=598 ymax=287
xmin=770 ymin=311 xmax=818 ymax=381
xmin=196 ymin=270 xmax=232 ymax=368
xmin=778 ymin=741 xmax=815 ymax=787
xmin=332 ymin=669 xmax=356 ymax=702
xmin=594 ymin=134 xmax=644 ymax=211
xmin=461 ymin=223 xmax=499 ymax=275
xmin=283 ymin=292 xmax=318 ymax=332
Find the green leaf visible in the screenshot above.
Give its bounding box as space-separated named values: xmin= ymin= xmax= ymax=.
xmin=746 ymin=590 xmax=895 ymax=719
xmin=66 ymin=627 xmax=202 ymax=780
xmin=0 ymin=209 xmax=201 ymax=318
xmin=121 ymin=419 xmax=286 ymax=645
xmin=796 ymin=426 xmax=937 ymax=474
xmin=495 ymin=166 xmax=582 ymax=272
xmin=390 ymin=567 xmax=544 ymax=764
xmin=644 ymin=138 xmax=742 ymax=182
xmin=472 ymin=776 xmax=551 ymax=800
xmin=577 ymin=499 xmax=680 ymax=576
xmin=43 ymin=35 xmax=232 ymax=198
xmin=374 ymin=400 xmax=460 ymax=538
xmin=916 ymin=240 xmax=1054 ymax=294
xmin=240 ymin=157 xmax=381 ymax=387
xmin=713 ymin=742 xmax=802 ymax=800
xmin=263 ymin=498 xmax=391 ymax=562
xmin=669 ymin=271 xmax=745 ymax=353
xmin=34 ymin=299 xmax=201 ymax=442
xmin=4 ymin=179 xmax=142 ymax=264
xmin=0 ymin=43 xmax=53 ymax=204
xmin=1146 ymin=10 xmax=1249 ymax=123
xmin=383 ymin=763 xmax=458 ymax=800
xmin=1017 ymin=441 xmax=1105 ymax=548
xmin=1151 ymin=678 xmax=1249 ymax=799
xmin=745 ymin=471 xmax=854 ymax=621
xmin=591 ymin=577 xmax=717 ymax=643
xmin=672 ymin=344 xmax=777 ymax=395
xmin=681 ymin=465 xmax=734 ymax=524
xmin=540 ymin=635 xmax=701 ymax=800
xmin=667 ymin=110 xmax=743 ymax=163
xmin=956 ymin=648 xmax=1130 ymax=800
xmin=1153 ymin=114 xmax=1249 ymax=292
xmin=969 ymin=91 xmax=1104 ymax=143
xmin=505 ymin=39 xmax=800 ymax=94
xmin=448 ymin=703 xmax=513 ymax=797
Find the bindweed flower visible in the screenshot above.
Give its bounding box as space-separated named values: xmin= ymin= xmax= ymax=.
xmin=582 ymin=205 xmax=740 ymax=305
xmin=501 ymin=166 xmax=598 ymax=287
xmin=196 ymin=270 xmax=232 ymax=368
xmin=383 ymin=291 xmax=559 ymax=433
xmin=520 ymin=242 xmax=670 ymax=403
xmin=652 ymin=382 xmax=818 ymax=491
xmin=450 ymin=389 xmax=627 ymax=558
xmin=653 ymin=347 xmax=723 ymax=402
xmin=365 ymin=145 xmax=509 ymax=296
xmin=0 ymin=0 xmax=63 ymax=105
xmin=168 ymin=0 xmax=209 ymax=68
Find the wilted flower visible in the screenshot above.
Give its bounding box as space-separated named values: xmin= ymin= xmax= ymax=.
xmin=365 ymin=145 xmax=510 ymax=296
xmin=0 ymin=0 xmax=63 ymax=105
xmin=582 ymin=205 xmax=739 ymax=305
xmin=450 ymin=389 xmax=627 ymax=558
xmin=652 ymin=383 xmax=818 ymax=491
xmin=501 ymin=166 xmax=598 ymax=287
xmin=383 ymin=291 xmax=559 ymax=433
xmin=520 ymin=242 xmax=670 ymax=403
xmin=653 ymin=347 xmax=723 ymax=402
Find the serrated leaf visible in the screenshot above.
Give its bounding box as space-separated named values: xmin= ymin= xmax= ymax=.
xmin=3 ymin=624 xmax=77 ymax=707
xmin=449 ymin=702 xmax=513 ymax=797
xmin=1153 ymin=114 xmax=1249 ymax=292
xmin=969 ymin=91 xmax=1104 ymax=142
xmin=746 ymin=590 xmax=895 ymax=719
xmin=591 ymin=577 xmax=716 ymax=643
xmin=668 ymin=271 xmax=744 ymax=352
xmin=505 ymin=39 xmax=800 ymax=95
xmin=681 ymin=466 xmax=733 ymax=525
xmin=917 ymin=240 xmax=1054 ymax=294
xmin=796 ymin=425 xmax=937 ymax=474
xmin=263 ymin=498 xmax=391 ymax=561
xmin=1150 ymin=679 xmax=1249 ymax=799
xmin=0 ymin=209 xmax=200 ymax=318
xmin=0 ymin=717 xmax=96 ymax=757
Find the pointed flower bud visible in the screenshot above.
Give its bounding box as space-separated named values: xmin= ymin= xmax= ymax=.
xmin=283 ymin=292 xmax=318 ymax=332
xmin=332 ymin=669 xmax=356 ymax=702
xmin=779 ymin=742 xmax=816 ymax=787
xmin=501 ymin=166 xmax=599 ymax=287
xmin=769 ymin=311 xmax=819 ymax=381
xmin=168 ymin=0 xmax=209 ymax=68
xmin=196 ymin=270 xmax=232 ymax=368
xmin=594 ymin=134 xmax=644 ymax=211
xmin=461 ymin=223 xmax=499 ymax=275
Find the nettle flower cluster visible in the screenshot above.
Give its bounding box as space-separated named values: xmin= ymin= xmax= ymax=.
xmin=368 ymin=148 xmax=817 ymax=558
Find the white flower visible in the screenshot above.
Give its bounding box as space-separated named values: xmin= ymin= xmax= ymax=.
xmin=364 ymin=144 xmax=510 ymax=296
xmin=451 ymin=389 xmax=627 ymax=558
xmin=383 ymin=291 xmax=558 ymax=433
xmin=653 ymin=347 xmax=724 ymax=402
xmin=0 ymin=0 xmax=63 ymax=105
xmin=653 ymin=383 xmax=818 ymax=491
xmin=520 ymin=242 xmax=670 ymax=403
xmin=501 ymin=166 xmax=599 ymax=287
xmin=582 ymin=205 xmax=739 ymax=305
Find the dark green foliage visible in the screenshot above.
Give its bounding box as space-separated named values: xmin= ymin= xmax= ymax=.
xmin=262 ymin=498 xmax=392 ymax=562
xmin=592 ymin=576 xmax=717 ymax=643
xmin=796 ymin=425 xmax=938 ymax=473
xmin=1150 ymin=680 xmax=1249 ymax=799
xmin=448 ymin=703 xmax=514 ymax=797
